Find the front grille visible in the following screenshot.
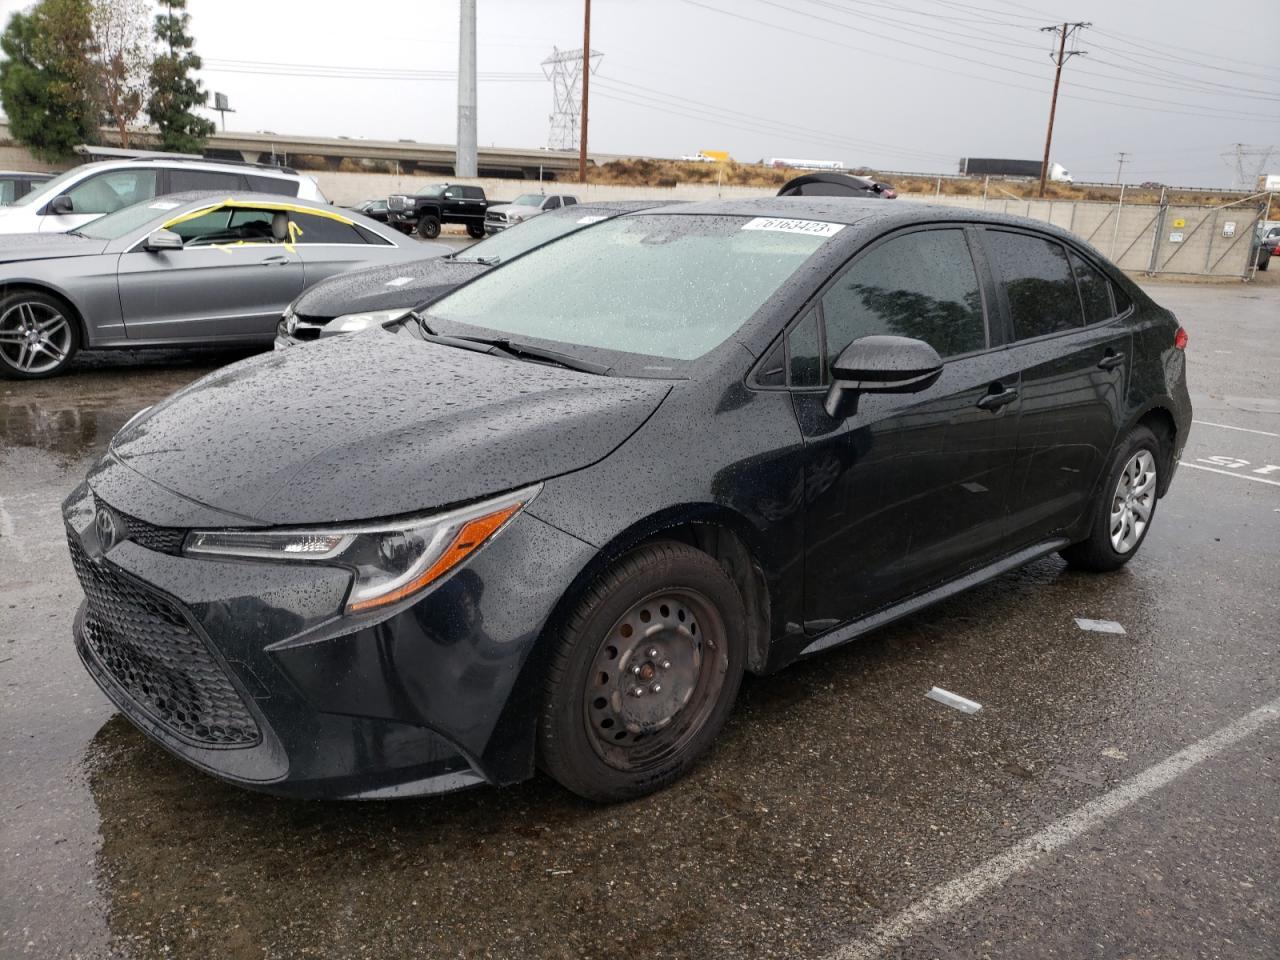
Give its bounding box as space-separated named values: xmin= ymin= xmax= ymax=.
xmin=115 ymin=509 xmax=186 ymax=555
xmin=69 ymin=533 xmax=260 ymax=747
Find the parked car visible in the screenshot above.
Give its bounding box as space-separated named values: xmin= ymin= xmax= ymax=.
xmin=387 ymin=183 xmax=488 ymax=239
xmin=1253 ymin=226 xmax=1273 ymax=271
xmin=0 ymin=170 xmax=54 ymax=205
xmin=0 ymin=192 xmax=443 ymax=378
xmin=0 ymin=157 xmax=325 ymax=235
xmin=484 ymin=193 xmax=579 ymax=233
xmin=63 ymin=199 xmax=1190 ymax=803
xmin=777 ymin=171 xmax=896 ymax=198
xmin=350 ymin=198 xmax=390 ymax=223
xmin=276 ymin=200 xmax=666 ymax=347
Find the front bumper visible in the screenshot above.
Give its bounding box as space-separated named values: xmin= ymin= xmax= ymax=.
xmin=63 ymin=479 xmax=594 ymax=798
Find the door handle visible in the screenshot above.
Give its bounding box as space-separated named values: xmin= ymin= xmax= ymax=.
xmin=977 ymin=384 xmax=1019 ymax=411
xmin=260 ymin=255 xmax=290 ymax=266
xmin=1097 ymin=350 xmax=1126 ymax=371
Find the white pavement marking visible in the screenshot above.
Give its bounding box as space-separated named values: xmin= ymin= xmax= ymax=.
xmin=1178 ymin=462 xmax=1280 ymax=487
xmin=1075 ymin=617 xmax=1126 ymax=634
xmin=1192 ymin=420 xmax=1280 ymax=439
xmin=925 ymin=687 xmax=982 ymax=714
xmin=824 ymin=695 xmax=1280 ymax=960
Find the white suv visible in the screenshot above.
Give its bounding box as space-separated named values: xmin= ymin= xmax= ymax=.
xmin=0 ymin=157 xmax=326 ymax=234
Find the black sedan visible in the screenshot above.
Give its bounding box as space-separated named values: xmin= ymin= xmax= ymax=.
xmin=63 ymin=198 xmax=1190 ymax=802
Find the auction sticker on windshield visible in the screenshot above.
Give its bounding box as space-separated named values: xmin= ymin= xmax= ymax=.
xmin=741 ymin=217 xmax=844 ymax=237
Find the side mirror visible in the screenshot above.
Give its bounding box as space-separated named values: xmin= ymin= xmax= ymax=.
xmin=143 ymin=228 xmax=183 ymax=252
xmin=824 ymin=335 xmax=943 ymax=419
xmin=49 ymin=194 xmax=74 ymax=215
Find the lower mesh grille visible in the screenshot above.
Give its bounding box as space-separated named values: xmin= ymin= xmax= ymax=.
xmin=69 ymin=533 xmax=259 ymax=747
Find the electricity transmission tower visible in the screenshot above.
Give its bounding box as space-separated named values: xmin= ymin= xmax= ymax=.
xmin=1038 ymin=21 xmax=1089 ymax=196
xmin=542 ymin=46 xmax=601 ymax=152
xmin=1222 ymin=144 xmax=1275 ymax=191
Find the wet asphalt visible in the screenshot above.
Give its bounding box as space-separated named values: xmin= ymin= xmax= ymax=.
xmin=1 ymin=279 xmax=1276 ymax=959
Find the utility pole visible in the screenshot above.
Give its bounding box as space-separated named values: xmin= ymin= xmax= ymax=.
xmin=1038 ymin=21 xmax=1089 ymax=197
xmin=456 ymin=0 xmax=478 ymax=178
xmin=579 ymin=0 xmax=591 ymax=183
xmin=1114 ymin=151 xmax=1129 ymax=184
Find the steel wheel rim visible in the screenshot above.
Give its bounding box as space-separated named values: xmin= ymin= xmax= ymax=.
xmin=0 ymin=301 xmax=71 ymax=374
xmin=1110 ymin=449 xmax=1157 ymax=554
xmin=584 ymin=588 xmax=729 ymax=772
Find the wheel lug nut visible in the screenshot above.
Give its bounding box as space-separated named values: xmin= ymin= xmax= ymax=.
xmin=661 ymin=660 xmax=671 ymax=670
xmin=650 ymin=683 xmax=661 ymax=694
xmin=632 ymin=687 xmax=644 ymax=697
xmin=632 ymin=665 xmax=642 ymax=676
xmin=647 ymin=648 xmax=659 ymax=658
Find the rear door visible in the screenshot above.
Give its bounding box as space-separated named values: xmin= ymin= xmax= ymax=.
xmin=978 ymin=228 xmax=1131 ymax=547
xmin=117 ymin=204 xmax=304 ymax=341
xmin=797 ymin=225 xmax=1023 ymax=628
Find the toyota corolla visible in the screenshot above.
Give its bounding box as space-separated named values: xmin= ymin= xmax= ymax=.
xmin=64 ymin=198 xmax=1190 ymax=802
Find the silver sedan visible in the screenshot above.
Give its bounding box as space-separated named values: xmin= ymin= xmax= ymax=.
xmin=0 ymin=192 xmax=446 ymax=378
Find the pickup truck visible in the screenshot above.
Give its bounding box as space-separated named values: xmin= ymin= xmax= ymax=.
xmin=484 ymin=193 xmax=579 ymax=234
xmin=386 ymin=183 xmax=489 ymax=239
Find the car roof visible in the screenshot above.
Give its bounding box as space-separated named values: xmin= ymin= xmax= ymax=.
xmin=0 ymin=170 xmax=52 ymax=177
xmin=66 ymin=158 xmax=300 ymax=178
xmin=620 ymin=196 xmax=1100 ymax=250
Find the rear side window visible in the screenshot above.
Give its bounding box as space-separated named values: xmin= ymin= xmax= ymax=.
xmin=246 ymin=173 xmax=299 ymax=196
xmin=821 ymin=228 xmax=986 ymax=361
xmin=985 ymin=230 xmax=1083 ymax=339
xmin=290 ymin=212 xmax=366 ymax=244
xmin=168 ymin=168 xmax=245 ymax=193
xmin=462 ymin=186 xmax=484 ymax=200
xmin=1069 ymin=250 xmax=1114 ymax=325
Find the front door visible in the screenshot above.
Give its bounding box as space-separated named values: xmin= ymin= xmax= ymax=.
xmin=977 ymin=229 xmax=1131 ymax=545
xmin=117 ymin=205 xmax=305 ymax=341
xmin=798 ymin=226 xmax=1022 ymax=630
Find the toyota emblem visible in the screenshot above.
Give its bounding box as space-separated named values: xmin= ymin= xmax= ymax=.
xmin=95 ymin=505 xmax=122 ymax=551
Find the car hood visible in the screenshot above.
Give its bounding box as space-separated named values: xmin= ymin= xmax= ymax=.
xmin=488 ymin=204 xmax=540 ymax=217
xmin=103 ymin=329 xmax=672 ymax=525
xmin=293 ymin=256 xmax=489 ymax=318
xmin=0 ymin=232 xmax=109 ymax=263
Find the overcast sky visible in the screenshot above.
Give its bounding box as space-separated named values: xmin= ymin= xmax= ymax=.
xmin=3 ymin=0 xmax=1278 ymax=186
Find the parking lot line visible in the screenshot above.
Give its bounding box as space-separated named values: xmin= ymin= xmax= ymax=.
xmin=1177 ymin=462 xmax=1280 ymax=487
xmin=823 ymin=695 xmax=1280 ymax=960
xmin=1192 ymin=420 xmax=1280 ymax=439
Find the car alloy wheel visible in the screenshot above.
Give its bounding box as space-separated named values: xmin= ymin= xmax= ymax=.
xmin=584 ymin=588 xmax=729 ymax=770
xmin=0 ymin=299 xmax=74 ymax=376
xmin=1110 ymin=449 xmax=1156 ymax=554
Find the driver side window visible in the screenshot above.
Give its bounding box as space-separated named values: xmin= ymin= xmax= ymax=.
xmin=65 ymin=170 xmax=158 ymax=215
xmin=172 ymin=207 xmax=283 ymax=246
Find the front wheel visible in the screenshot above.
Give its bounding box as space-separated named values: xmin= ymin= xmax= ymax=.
xmin=1060 ymin=425 xmax=1161 ymax=572
xmin=537 ymin=541 xmax=746 ymax=802
xmin=416 ymin=215 xmax=441 ymax=240
xmin=466 ymin=222 xmax=485 ymax=239
xmin=0 ymin=290 xmax=80 ymax=379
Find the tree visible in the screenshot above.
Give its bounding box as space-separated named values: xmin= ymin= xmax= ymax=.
xmin=147 ymin=0 xmax=214 ymax=153
xmin=0 ymin=0 xmax=98 ymax=160
xmin=90 ymin=0 xmax=151 ymax=148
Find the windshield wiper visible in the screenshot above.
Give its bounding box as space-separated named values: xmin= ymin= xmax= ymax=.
xmin=67 ymin=229 xmax=89 ymax=239
xmin=409 ymin=311 xmax=437 ymax=337
xmin=452 ymin=335 xmax=612 ymax=376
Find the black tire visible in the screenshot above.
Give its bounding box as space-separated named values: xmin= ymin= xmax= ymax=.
xmin=1259 ymin=258 xmax=1269 ymax=272
xmin=537 ymin=540 xmax=747 ymax=802
xmin=416 ymin=215 xmax=441 ymax=240
xmin=1060 ymin=425 xmax=1161 ymax=572
xmin=466 ymin=222 xmax=485 ymax=239
xmin=0 ymin=289 xmax=81 ymax=380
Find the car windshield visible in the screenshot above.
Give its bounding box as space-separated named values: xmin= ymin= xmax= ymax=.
xmin=513 ymin=194 xmax=545 ymax=206
xmin=417 ymin=185 xmax=446 ymax=198
xmin=455 ymin=209 xmax=609 ymax=264
xmin=427 ymin=213 xmax=832 ymax=365
xmin=74 ymin=198 xmax=188 ymax=240
xmin=11 ymin=166 xmax=82 ymax=207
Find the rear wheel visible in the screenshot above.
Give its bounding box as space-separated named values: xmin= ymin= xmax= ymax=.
xmin=0 ymin=290 xmax=80 ymax=379
xmin=538 ymin=541 xmax=746 ymax=802
xmin=466 ymin=222 xmax=485 ymax=239
xmin=1060 ymin=425 xmax=1160 ymax=572
xmin=416 ymin=215 xmax=441 ymax=240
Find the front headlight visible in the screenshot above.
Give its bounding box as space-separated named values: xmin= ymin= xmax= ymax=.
xmin=509 ymin=213 xmax=524 ymax=222
xmin=329 ymin=308 xmax=410 ymax=334
xmin=183 ymin=485 xmax=540 ymax=614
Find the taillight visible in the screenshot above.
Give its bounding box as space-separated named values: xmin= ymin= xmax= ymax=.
xmin=1174 ymin=327 xmax=1188 ymax=351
